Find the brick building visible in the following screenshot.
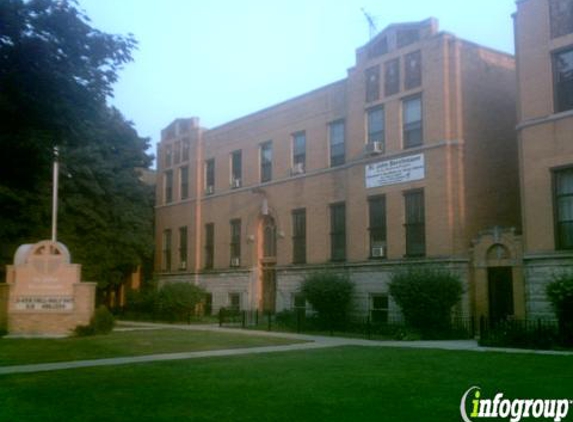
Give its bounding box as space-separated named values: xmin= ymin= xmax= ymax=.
xmin=514 ymin=0 xmax=573 ymax=317
xmin=154 ymin=18 xmax=520 ymax=320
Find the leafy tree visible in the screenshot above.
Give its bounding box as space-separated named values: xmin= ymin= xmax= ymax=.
xmin=0 ymin=0 xmax=153 ymax=299
xmin=155 ymin=283 xmax=206 ymax=322
xmin=389 ymin=266 xmax=463 ymax=339
xmin=300 ymin=271 xmax=354 ymax=330
xmin=546 ymin=272 xmax=573 ymax=346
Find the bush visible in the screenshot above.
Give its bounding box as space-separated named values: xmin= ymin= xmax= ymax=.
xmin=546 ymin=272 xmax=573 ymax=346
xmin=74 ymin=305 xmax=115 ymax=336
xmin=300 ymin=271 xmax=354 ymax=330
xmin=389 ymin=266 xmax=463 ymax=339
xmin=155 ymin=282 xmax=206 ymax=322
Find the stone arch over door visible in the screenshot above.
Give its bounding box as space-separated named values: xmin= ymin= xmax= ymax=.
xmin=470 ymin=227 xmax=525 ymax=321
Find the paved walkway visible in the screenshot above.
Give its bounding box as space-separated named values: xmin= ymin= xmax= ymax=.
xmin=1 ymin=321 xmax=571 ymax=375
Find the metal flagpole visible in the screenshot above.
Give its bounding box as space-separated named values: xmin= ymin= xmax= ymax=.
xmin=51 ymin=147 xmax=59 ymax=243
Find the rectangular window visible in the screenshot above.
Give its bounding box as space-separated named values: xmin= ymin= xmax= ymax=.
xmin=329 ymin=120 xmax=345 ymax=167
xmin=173 ymin=141 xmax=181 ymax=165
xmin=370 ymin=294 xmax=389 ymax=323
xmin=260 ymin=141 xmax=273 ymax=183
xmin=365 ymin=65 xmax=380 ymax=102
xmin=554 ymin=168 xmax=573 ymax=249
xmin=404 ymin=190 xmax=426 ymax=257
xmin=403 ymin=95 xmax=423 ymax=148
xmin=292 ymin=132 xmax=306 ymax=173
xmin=162 ymin=229 xmax=172 ymax=272
xmin=182 ymin=138 xmax=190 ymax=161
xmin=205 ymin=158 xmax=215 ymax=194
xmin=229 ymin=293 xmax=241 ymax=312
xmin=178 ymin=226 xmax=188 ymax=270
xmin=164 ymin=170 xmax=173 ymax=204
xmin=367 ymin=106 xmax=385 ymax=147
xmin=553 ymin=48 xmax=573 ymax=113
xmin=405 ymin=50 xmax=422 ymax=90
xmin=230 ymin=219 xmax=241 ymax=266
xmin=384 ymin=58 xmax=400 ymax=97
xmin=550 ymin=0 xmax=573 ymax=38
xmin=330 ymin=202 xmax=346 ymax=261
xmin=292 ymin=293 xmax=306 ymax=310
xmin=231 ymin=150 xmax=242 ymax=187
xmin=292 ymin=208 xmax=307 ymax=264
xmin=368 ymin=196 xmax=387 ymax=258
xmin=165 ymin=144 xmax=173 ymax=168
xmin=180 ymin=166 xmax=189 ymax=200
xmin=205 ymin=223 xmax=214 ymax=269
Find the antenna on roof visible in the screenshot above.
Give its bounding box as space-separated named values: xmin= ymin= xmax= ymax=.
xmin=361 ymin=8 xmax=377 ymax=40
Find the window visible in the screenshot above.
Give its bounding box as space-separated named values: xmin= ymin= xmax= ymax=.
xmin=404 ymin=190 xmax=425 ymax=257
xmin=292 ymin=132 xmax=306 ymax=173
xmin=330 ymin=203 xmax=346 ymax=261
xmin=553 ymin=48 xmax=573 ymax=113
xmin=165 ymin=144 xmax=172 ymax=168
xmin=263 ymin=216 xmax=277 ymax=258
xmin=205 ymin=158 xmax=215 ymax=194
xmin=554 ymin=168 xmax=573 ymax=249
xmin=179 ymin=226 xmax=188 ymax=270
xmin=550 ymin=0 xmax=573 ymax=38
xmin=396 ymin=29 xmax=420 ymax=48
xmin=367 ymin=106 xmax=385 ymax=147
xmin=329 ymin=120 xmax=345 ymax=167
xmin=368 ymin=196 xmax=387 ymax=258
xmin=230 ymin=219 xmax=241 ymax=266
xmin=292 ymin=208 xmax=306 ymax=264
xmin=403 ymin=95 xmax=423 ymax=148
xmin=229 ymin=293 xmax=241 ymax=312
xmin=365 ymin=65 xmax=380 ymax=102
xmin=384 ymin=58 xmax=400 ymax=97
xmin=367 ymin=37 xmax=388 ymax=59
xmin=370 ymin=294 xmax=389 ymax=323
xmin=164 ymin=170 xmax=173 ymax=203
xmin=231 ymin=150 xmax=242 ymax=187
xmin=405 ymin=50 xmax=422 ymax=90
xmin=173 ymin=141 xmax=181 ymax=165
xmin=182 ymin=138 xmax=190 ymax=161
xmin=162 ymin=229 xmax=172 ymax=272
xmin=260 ymin=141 xmax=273 ymax=183
xmin=292 ymin=293 xmax=306 ymax=311
xmin=205 ymin=223 xmax=214 ymax=269
xmin=180 ymin=166 xmax=189 ymax=200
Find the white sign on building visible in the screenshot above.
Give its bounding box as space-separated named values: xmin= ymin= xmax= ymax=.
xmin=365 ymin=153 xmax=425 ymax=188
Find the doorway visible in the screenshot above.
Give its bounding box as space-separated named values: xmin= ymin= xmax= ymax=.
xmin=487 ymin=267 xmax=514 ymax=323
xmin=262 ymin=266 xmax=276 ymax=313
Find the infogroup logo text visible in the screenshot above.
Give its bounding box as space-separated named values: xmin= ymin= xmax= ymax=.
xmin=460 ymin=386 xmax=572 ymax=422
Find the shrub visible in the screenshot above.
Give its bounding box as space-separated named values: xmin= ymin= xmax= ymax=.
xmin=155 ymin=282 xmax=206 ymax=322
xmin=389 ymin=266 xmax=463 ymax=339
xmin=300 ymin=271 xmax=354 ymax=330
xmin=74 ymin=305 xmax=115 ymax=336
xmin=546 ymin=272 xmax=573 ymax=346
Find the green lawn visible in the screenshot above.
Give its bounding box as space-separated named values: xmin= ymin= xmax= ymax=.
xmin=1 ymin=346 xmax=572 ymax=422
xmin=0 ymin=329 xmax=302 ymax=366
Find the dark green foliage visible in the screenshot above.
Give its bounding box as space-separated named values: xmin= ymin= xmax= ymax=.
xmin=0 ymin=0 xmax=153 ymax=295
xmin=74 ymin=305 xmax=115 ymax=336
xmin=546 ymin=271 xmax=573 ymax=345
xmin=300 ymin=271 xmax=354 ymax=330
xmin=389 ymin=266 xmax=463 ymax=339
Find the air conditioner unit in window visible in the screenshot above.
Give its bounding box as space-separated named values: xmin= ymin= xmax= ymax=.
xmin=365 ymin=141 xmax=384 ymax=155
xmin=205 ymin=185 xmax=214 ymax=195
xmin=291 ymin=163 xmax=305 ymax=175
xmin=230 ymin=257 xmax=240 ymax=267
xmin=371 ymin=246 xmax=386 ymax=258
xmin=232 ymin=178 xmax=242 ymax=188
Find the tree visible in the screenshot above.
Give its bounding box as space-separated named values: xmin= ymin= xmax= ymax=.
xmin=0 ymin=0 xmax=153 ymax=299
xmin=546 ymin=272 xmax=573 ymax=346
xmin=389 ymin=266 xmax=463 ymax=338
xmin=300 ymin=271 xmax=354 ymax=330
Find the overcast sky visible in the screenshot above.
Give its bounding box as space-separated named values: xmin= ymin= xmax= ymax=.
xmin=77 ymin=0 xmax=517 ymax=161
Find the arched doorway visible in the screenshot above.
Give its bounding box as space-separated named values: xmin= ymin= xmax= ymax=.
xmin=259 ymin=215 xmax=277 ymax=313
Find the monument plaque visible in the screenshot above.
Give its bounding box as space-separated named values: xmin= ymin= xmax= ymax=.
xmin=1 ymin=240 xmax=96 ymax=335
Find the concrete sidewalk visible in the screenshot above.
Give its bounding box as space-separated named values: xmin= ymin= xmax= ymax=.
xmin=1 ymin=321 xmax=571 ymax=375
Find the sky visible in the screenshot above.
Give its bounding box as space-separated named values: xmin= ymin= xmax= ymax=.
xmin=76 ymin=0 xmax=517 ymax=162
